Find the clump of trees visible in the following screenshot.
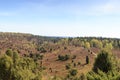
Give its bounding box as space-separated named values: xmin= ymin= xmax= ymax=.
xmin=90 ymin=39 xmax=103 ymax=49
xmin=93 ymin=50 xmax=115 ymax=73
xmin=87 ymin=49 xmax=120 ymax=80
xmin=63 ymin=49 xmax=120 ymax=80
xmin=0 ymin=49 xmax=42 ymax=80
xmin=56 ymin=37 xmax=120 ymax=50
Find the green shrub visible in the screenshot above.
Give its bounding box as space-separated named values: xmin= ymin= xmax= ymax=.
xmin=65 ymin=63 xmax=71 ymax=70
xmin=0 ymin=50 xmax=42 ymax=80
xmin=78 ymin=61 xmax=81 ymax=65
xmin=79 ymin=73 xmax=86 ymax=80
xmin=73 ymin=63 xmax=76 ymax=67
xmin=87 ymin=49 xmax=120 ymax=80
xmin=87 ymin=70 xmax=120 ymax=80
xmin=69 ymin=69 xmax=78 ymax=76
xmin=6 ymin=49 xmax=13 ymax=57
xmin=86 ymin=56 xmax=89 ymax=64
xmin=93 ymin=50 xmax=116 ymax=73
xmin=58 ymin=54 xmax=70 ymax=61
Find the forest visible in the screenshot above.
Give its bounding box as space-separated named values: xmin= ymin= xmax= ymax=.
xmin=0 ymin=32 xmax=120 ymax=80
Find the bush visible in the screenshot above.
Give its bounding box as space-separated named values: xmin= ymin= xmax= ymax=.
xmin=87 ymin=70 xmax=120 ymax=80
xmin=78 ymin=62 xmax=81 ymax=65
xmin=73 ymin=63 xmax=76 ymax=67
xmin=69 ymin=69 xmax=78 ymax=76
xmin=71 ymin=60 xmax=74 ymax=63
xmin=86 ymin=56 xmax=89 ymax=64
xmin=0 ymin=50 xmax=42 ymax=80
xmin=58 ymin=54 xmax=70 ymax=61
xmin=79 ymin=73 xmax=86 ymax=80
xmin=93 ymin=50 xmax=116 ymax=73
xmin=6 ymin=49 xmax=13 ymax=57
xmin=86 ymin=49 xmax=120 ymax=80
xmin=65 ymin=63 xmax=71 ymax=70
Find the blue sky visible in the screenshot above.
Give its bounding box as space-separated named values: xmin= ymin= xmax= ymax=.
xmin=0 ymin=0 xmax=120 ymax=37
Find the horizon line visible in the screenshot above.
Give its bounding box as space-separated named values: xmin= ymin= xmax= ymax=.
xmin=0 ymin=31 xmax=120 ymax=39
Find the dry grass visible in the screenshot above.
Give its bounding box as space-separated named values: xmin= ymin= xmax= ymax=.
xmin=42 ymin=46 xmax=98 ymax=78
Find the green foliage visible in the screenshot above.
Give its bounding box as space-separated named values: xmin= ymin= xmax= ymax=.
xmin=79 ymin=73 xmax=86 ymax=80
xmin=65 ymin=63 xmax=71 ymax=70
xmin=90 ymin=39 xmax=103 ymax=48
xmin=86 ymin=49 xmax=120 ymax=80
xmin=6 ymin=49 xmax=13 ymax=57
xmin=69 ymin=69 xmax=78 ymax=76
xmin=73 ymin=63 xmax=76 ymax=67
xmin=104 ymin=43 xmax=113 ymax=51
xmin=87 ymin=70 xmax=120 ymax=80
xmin=78 ymin=61 xmax=81 ymax=65
xmin=36 ymin=54 xmax=44 ymax=60
xmin=65 ymin=69 xmax=79 ymax=80
xmin=58 ymin=54 xmax=70 ymax=61
xmin=0 ymin=55 xmax=13 ymax=80
xmin=0 ymin=50 xmax=42 ymax=80
xmin=84 ymin=42 xmax=90 ymax=49
xmin=13 ymin=51 xmax=19 ymax=64
xmin=86 ymin=56 xmax=89 ymax=64
xmin=93 ymin=50 xmax=116 ymax=73
xmin=71 ymin=38 xmax=81 ymax=47
xmin=29 ymin=53 xmax=44 ymax=62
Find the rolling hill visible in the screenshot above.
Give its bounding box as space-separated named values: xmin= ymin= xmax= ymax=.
xmin=0 ymin=32 xmax=120 ymax=79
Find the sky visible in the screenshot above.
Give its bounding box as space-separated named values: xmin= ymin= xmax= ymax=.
xmin=0 ymin=0 xmax=120 ymax=38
